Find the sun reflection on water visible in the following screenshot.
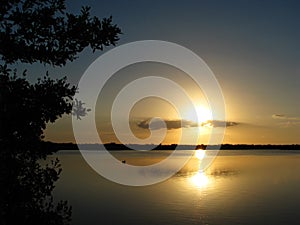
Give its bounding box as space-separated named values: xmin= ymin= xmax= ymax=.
xmin=191 ymin=172 xmax=209 ymax=188
xmin=189 ymin=150 xmax=210 ymax=188
xmin=194 ymin=149 xmax=206 ymax=160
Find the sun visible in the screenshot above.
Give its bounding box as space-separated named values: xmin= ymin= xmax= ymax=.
xmin=185 ymin=105 xmax=212 ymax=124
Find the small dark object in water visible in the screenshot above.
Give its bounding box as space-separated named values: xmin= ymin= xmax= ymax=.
xmin=122 ymin=160 xmax=126 ymax=164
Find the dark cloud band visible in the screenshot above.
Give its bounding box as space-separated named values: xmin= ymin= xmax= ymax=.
xmin=136 ymin=118 xmax=239 ymax=130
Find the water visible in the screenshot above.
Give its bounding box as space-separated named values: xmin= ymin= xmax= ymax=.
xmin=52 ymin=150 xmax=300 ymax=225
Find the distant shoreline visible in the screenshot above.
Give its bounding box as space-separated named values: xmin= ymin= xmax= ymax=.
xmin=41 ymin=141 xmax=300 ymax=152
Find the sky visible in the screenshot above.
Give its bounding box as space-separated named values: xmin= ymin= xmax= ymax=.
xmin=24 ymin=0 xmax=299 ymax=145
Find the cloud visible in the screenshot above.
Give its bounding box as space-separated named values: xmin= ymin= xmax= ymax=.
xmin=137 ymin=119 xmax=198 ymax=130
xmin=201 ymin=120 xmax=239 ymax=127
xmin=272 ymin=114 xmax=300 ymax=121
xmin=136 ymin=118 xmax=239 ymax=130
xmin=272 ymin=114 xmax=286 ymax=119
xmin=272 ymin=114 xmax=300 ymax=127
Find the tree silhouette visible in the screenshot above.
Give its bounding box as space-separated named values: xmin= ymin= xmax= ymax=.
xmin=0 ymin=1 xmax=121 ymax=224
xmin=0 ymin=0 xmax=121 ymax=66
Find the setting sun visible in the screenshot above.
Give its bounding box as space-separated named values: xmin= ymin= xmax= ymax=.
xmin=185 ymin=105 xmax=212 ymax=124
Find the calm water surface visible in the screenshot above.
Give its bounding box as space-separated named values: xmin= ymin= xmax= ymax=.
xmin=52 ymin=150 xmax=300 ymax=225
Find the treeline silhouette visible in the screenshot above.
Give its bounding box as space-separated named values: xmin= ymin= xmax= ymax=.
xmin=41 ymin=141 xmax=300 ymax=151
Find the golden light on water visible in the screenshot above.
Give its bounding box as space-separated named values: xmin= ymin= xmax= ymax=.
xmin=190 ymin=150 xmax=209 ymax=188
